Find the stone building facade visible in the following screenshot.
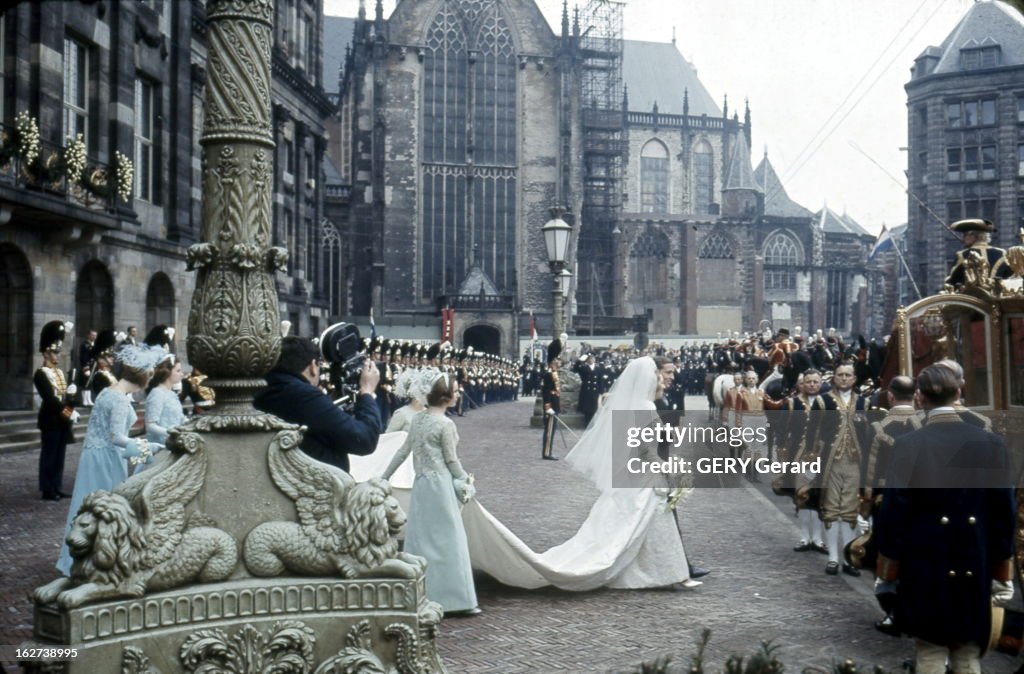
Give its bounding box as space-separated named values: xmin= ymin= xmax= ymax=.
xmin=329 ymin=1 xmax=884 ymax=354
xmin=905 ymin=0 xmax=1024 ymax=295
xmin=0 ymin=0 xmax=331 ymax=410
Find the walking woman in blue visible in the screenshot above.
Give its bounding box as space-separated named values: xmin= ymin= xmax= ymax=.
xmin=381 ymin=369 xmax=480 ymax=615
xmin=56 ymin=342 xmax=166 ymax=575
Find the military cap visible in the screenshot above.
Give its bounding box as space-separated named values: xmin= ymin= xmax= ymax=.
xmin=951 ymin=218 xmax=995 ymax=234
xmin=143 ymin=325 xmax=175 ymax=350
xmin=39 ymin=320 xmax=70 ymax=354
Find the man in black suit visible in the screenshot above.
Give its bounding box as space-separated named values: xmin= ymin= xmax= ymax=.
xmin=77 ymin=329 xmax=96 ymax=406
xmin=254 ymin=336 xmax=382 ymax=473
xmin=876 ymin=364 xmax=1015 ymax=674
xmin=575 ymin=353 xmax=599 ymax=426
xmin=33 ymin=321 xmax=78 ymax=501
xmin=652 ymin=356 xmax=709 ymax=579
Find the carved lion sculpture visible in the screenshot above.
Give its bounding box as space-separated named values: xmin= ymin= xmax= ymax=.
xmin=243 ymin=431 xmax=425 ymax=580
xmin=33 ymin=447 xmax=238 ymax=609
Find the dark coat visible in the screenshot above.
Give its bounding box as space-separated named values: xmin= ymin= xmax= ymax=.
xmin=254 ymin=371 xmax=382 ymax=473
xmin=877 ymin=413 xmax=1015 ymax=649
xmin=575 ymin=363 xmax=599 ymax=415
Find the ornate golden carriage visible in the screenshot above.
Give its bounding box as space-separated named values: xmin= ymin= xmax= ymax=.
xmin=893 ymin=233 xmax=1024 ymax=584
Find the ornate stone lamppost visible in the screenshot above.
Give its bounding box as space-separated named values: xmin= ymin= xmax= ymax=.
xmin=24 ymin=3 xmax=443 ymax=672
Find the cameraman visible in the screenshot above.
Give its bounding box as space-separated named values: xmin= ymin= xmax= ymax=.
xmin=255 ymin=336 xmax=382 ymax=472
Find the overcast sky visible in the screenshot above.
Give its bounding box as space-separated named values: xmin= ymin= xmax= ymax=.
xmin=324 ymin=0 xmax=981 ymax=234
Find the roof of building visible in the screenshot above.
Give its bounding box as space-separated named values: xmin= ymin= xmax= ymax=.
xmin=924 ymin=1 xmax=1024 ymax=75
xmin=724 ymin=132 xmax=756 ymax=191
xmin=458 ymin=263 xmax=501 ymax=296
xmin=323 ymin=16 xmax=358 ymax=91
xmin=622 ymin=40 xmax=720 ymax=116
xmin=816 ymin=205 xmax=872 ymax=237
xmin=752 ymin=156 xmax=813 ymax=219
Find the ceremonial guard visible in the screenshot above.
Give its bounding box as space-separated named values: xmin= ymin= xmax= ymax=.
xmin=819 ymin=362 xmax=870 ymax=577
xmin=34 ymin=321 xmax=78 ymax=501
xmin=87 ymin=330 xmax=118 ymax=399
xmin=780 ymin=370 xmax=834 ymax=555
xmin=861 ymin=375 xmax=921 ymax=636
xmin=77 ymin=330 xmax=96 ymax=406
xmin=540 ymin=339 xmax=562 ymax=461
xmin=944 ymin=218 xmax=1011 ymax=289
xmin=575 ymin=354 xmax=599 ymax=426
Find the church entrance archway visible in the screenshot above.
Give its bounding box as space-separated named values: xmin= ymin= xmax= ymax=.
xmin=0 ymin=243 xmax=33 ymax=409
xmin=462 ymin=324 xmax=502 ymax=356
xmin=145 ymin=272 xmax=175 ymax=329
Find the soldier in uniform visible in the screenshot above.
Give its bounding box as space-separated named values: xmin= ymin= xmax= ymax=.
xmin=944 ymin=218 xmax=1011 ymax=289
xmin=77 ymin=329 xmax=96 ymax=406
xmin=540 ymin=339 xmax=562 ymax=461
xmin=861 ymin=375 xmax=921 ymax=636
xmin=34 ymin=321 xmax=79 ymax=501
xmin=575 ymin=353 xmax=599 ymax=426
xmin=876 ymin=365 xmax=1015 ymax=674
xmin=87 ymin=330 xmax=118 ymax=399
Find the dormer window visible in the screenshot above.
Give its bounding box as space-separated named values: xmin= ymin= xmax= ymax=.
xmin=960 ymin=45 xmax=1000 ymax=70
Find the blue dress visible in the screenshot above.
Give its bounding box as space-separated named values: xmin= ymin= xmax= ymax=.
xmin=145 ymin=386 xmax=185 ymax=445
xmin=57 ymin=388 xmax=145 ymax=575
xmin=383 ymin=412 xmax=477 ymax=612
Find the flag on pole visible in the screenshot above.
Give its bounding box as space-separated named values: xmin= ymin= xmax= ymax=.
xmin=869 ymin=226 xmax=894 ymax=260
xmin=369 ymin=307 xmax=377 ymax=340
xmin=529 ymin=310 xmax=537 ymax=342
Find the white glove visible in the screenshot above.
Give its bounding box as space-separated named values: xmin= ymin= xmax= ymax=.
xmin=66 ymin=384 xmax=78 ymax=396
xmin=69 ymin=410 xmax=81 ymax=423
xmin=992 ymin=579 xmax=1014 ymax=607
xmin=545 ymin=407 xmax=555 ymax=416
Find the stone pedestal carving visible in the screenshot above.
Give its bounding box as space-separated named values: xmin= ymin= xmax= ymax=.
xmin=24 ymin=2 xmax=447 ymax=672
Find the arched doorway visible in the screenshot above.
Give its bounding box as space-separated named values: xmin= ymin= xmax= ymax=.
xmin=76 ymin=260 xmax=114 ymax=338
xmin=145 ymin=272 xmax=175 ymax=330
xmin=462 ymin=324 xmax=502 ymax=356
xmin=0 ymin=244 xmax=33 ymax=409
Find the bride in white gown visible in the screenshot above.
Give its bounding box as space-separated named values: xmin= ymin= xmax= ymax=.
xmin=458 ymin=356 xmax=698 ymax=590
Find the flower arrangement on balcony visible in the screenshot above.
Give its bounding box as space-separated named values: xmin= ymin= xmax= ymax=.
xmin=0 ymin=112 xmax=135 ymax=205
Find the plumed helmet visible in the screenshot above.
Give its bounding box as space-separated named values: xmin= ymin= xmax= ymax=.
xmin=547 ymin=338 xmax=562 ymax=364
xmin=39 ymin=320 xmax=68 ymax=354
xmin=143 ymin=325 xmax=175 ymax=350
xmin=426 ymin=342 xmax=441 ymax=361
xmin=91 ymin=330 xmax=117 ymax=361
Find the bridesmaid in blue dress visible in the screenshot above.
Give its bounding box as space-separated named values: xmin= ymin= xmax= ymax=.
xmin=144 ymin=354 xmax=186 ymax=447
xmin=382 ymin=369 xmax=479 ymax=615
xmin=56 ymin=343 xmax=166 ymax=575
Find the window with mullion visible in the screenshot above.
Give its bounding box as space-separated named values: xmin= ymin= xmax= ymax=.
xmin=63 ymin=37 xmax=90 ymax=150
xmin=134 ymin=77 xmax=155 ymax=202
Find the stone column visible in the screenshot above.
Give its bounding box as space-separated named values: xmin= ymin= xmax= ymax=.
xmin=186 ymin=0 xmax=284 ymax=410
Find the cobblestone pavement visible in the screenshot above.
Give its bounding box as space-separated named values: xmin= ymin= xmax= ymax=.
xmin=1 ymin=397 xmax=1019 ymax=673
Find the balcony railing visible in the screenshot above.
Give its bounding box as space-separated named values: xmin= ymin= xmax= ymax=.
xmin=625 ymin=111 xmax=730 ymax=131
xmin=0 ymin=125 xmax=122 ymax=215
xmin=438 ymin=294 xmax=515 ymax=312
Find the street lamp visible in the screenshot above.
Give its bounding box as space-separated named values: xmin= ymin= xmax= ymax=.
xmin=542 ymin=207 xmax=572 ymax=337
xmin=558 ymin=268 xmax=573 ymax=298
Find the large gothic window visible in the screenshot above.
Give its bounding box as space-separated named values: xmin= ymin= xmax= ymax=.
xmin=145 ymin=273 xmax=175 ymax=328
xmin=763 ymin=231 xmax=801 ymax=291
xmin=640 ymin=140 xmax=669 ymax=214
xmin=321 ymin=219 xmax=344 ymax=318
xmin=422 ymin=1 xmax=517 ymax=300
xmin=694 ymin=140 xmax=714 ymax=215
xmin=698 ymin=232 xmax=734 ymax=259
xmin=0 ymin=244 xmax=32 ymax=401
xmin=75 ymin=260 xmax=113 ymax=337
xmin=629 ymin=228 xmax=670 ymax=301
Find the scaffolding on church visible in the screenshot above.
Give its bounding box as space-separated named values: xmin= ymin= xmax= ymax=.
xmin=577 ymin=0 xmax=627 ymax=335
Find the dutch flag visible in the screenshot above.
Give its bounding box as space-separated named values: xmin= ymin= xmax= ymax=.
xmin=869 ymin=226 xmax=894 ymax=260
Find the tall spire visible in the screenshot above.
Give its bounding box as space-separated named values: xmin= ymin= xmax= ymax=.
xmin=722 ymin=93 xmax=728 ymax=119
xmin=622 ymin=83 xmax=629 ymax=111
xmin=375 ymin=0 xmax=384 ymax=25
xmin=683 ymin=88 xmax=689 ymax=117
xmin=743 ymin=98 xmax=751 ymax=148
xmin=358 ymin=0 xmax=366 ymax=21
xmin=561 ymin=0 xmax=570 ymax=38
